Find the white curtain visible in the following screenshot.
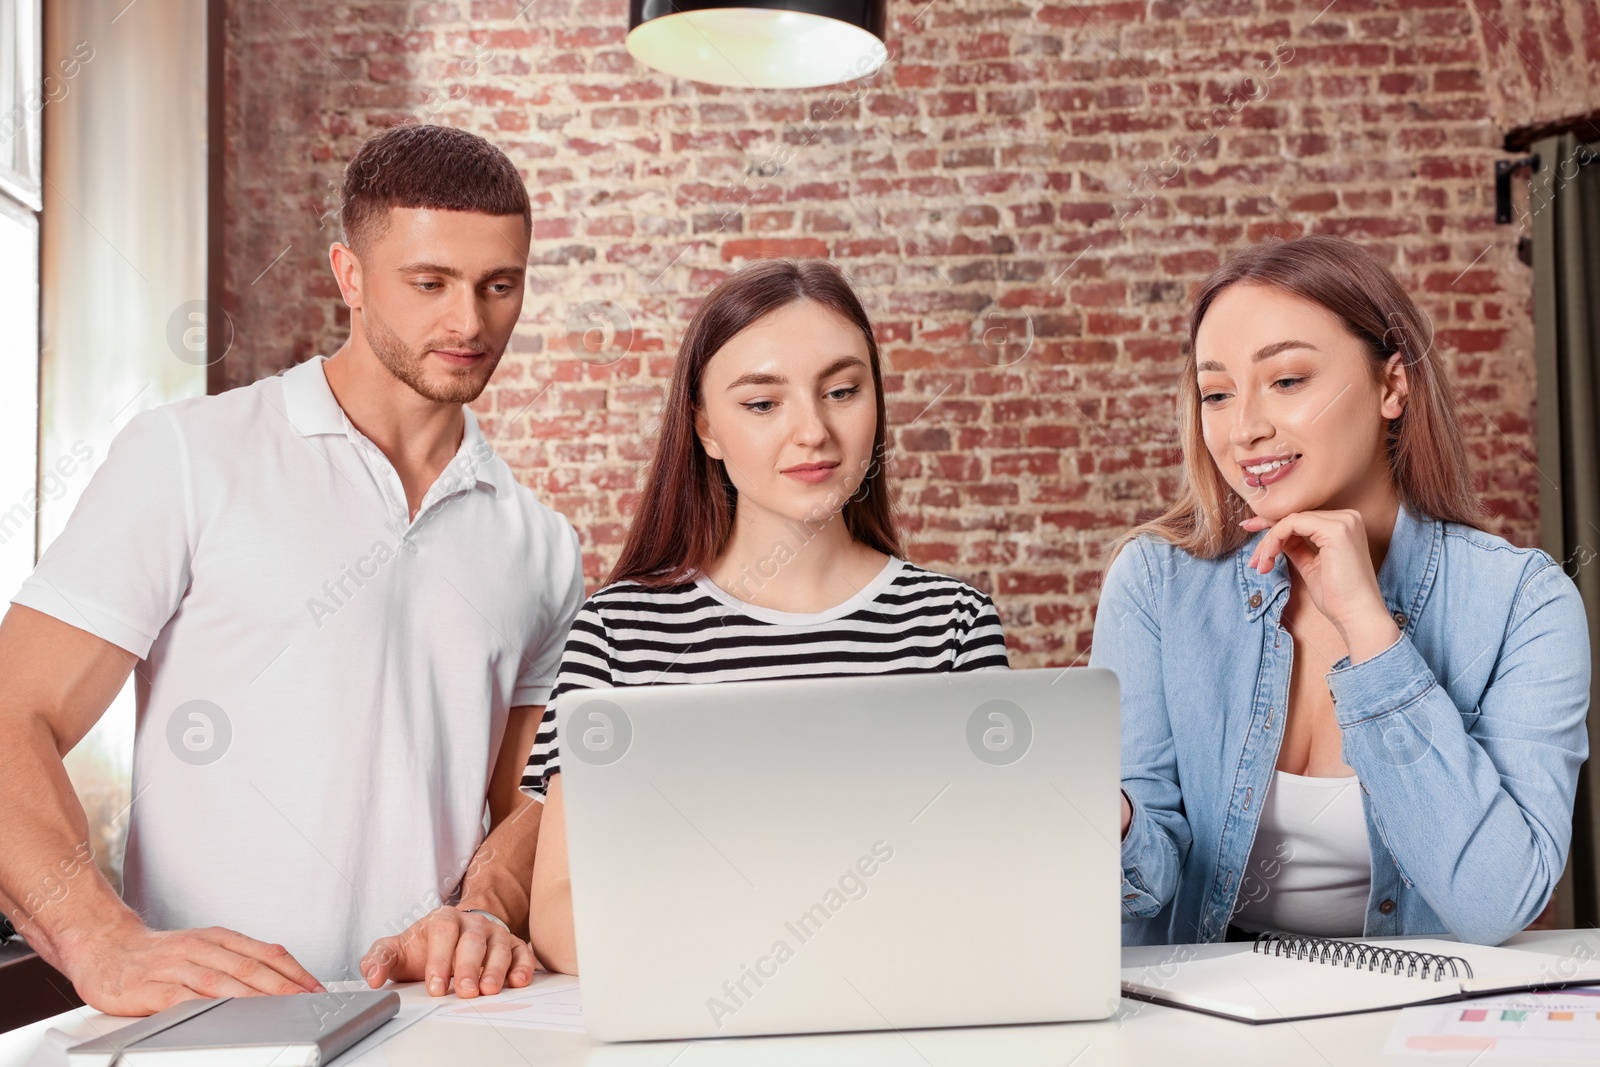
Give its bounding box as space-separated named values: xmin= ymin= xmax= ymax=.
xmin=39 ymin=0 xmax=208 ymax=893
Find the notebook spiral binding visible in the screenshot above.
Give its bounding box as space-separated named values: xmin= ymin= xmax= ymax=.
xmin=1252 ymin=932 xmax=1475 ymax=982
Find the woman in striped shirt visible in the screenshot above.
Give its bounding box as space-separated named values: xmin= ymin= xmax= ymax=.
xmin=521 ymin=259 xmax=1009 ymax=973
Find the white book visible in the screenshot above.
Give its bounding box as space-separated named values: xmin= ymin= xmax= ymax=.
xmin=1122 ymin=934 xmax=1600 ymax=1024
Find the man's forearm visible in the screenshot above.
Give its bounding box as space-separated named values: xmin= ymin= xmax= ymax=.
xmin=0 ymin=607 xmax=144 ymax=975
xmin=456 ymin=798 xmax=542 ymax=936
xmin=0 ymin=717 xmax=142 ymax=972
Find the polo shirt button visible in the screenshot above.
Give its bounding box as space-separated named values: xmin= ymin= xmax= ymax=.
xmin=1378 ymin=899 xmax=1396 ymax=915
xmin=1392 ymin=610 xmax=1408 ymax=628
xmin=1249 ymin=592 xmax=1262 ymax=609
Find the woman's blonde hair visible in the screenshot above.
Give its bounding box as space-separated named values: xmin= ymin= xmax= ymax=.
xmin=1117 ymin=234 xmax=1485 ymax=560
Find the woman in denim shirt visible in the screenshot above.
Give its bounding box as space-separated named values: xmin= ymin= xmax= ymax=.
xmin=1095 ymin=235 xmax=1591 ymax=947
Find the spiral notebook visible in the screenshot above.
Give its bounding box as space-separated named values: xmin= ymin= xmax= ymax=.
xmin=1122 ymin=933 xmax=1600 ymax=1024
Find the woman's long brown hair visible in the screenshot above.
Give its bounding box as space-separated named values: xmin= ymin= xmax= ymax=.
xmin=1118 ymin=234 xmax=1486 ymax=560
xmin=608 ymin=258 xmax=905 ymax=587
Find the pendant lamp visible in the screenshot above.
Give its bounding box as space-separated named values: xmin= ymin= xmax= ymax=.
xmin=627 ymin=1 xmax=889 ymax=90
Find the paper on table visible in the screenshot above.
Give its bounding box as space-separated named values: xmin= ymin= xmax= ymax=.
xmin=429 ymin=976 xmax=584 ymax=1033
xmin=1383 ymin=987 xmax=1600 ymax=1059
xmin=329 ymin=998 xmax=444 ymax=1062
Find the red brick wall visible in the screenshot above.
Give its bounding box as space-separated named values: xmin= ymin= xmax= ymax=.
xmin=221 ymin=0 xmax=1600 ymax=667
xmin=1472 ymin=0 xmax=1600 ymax=132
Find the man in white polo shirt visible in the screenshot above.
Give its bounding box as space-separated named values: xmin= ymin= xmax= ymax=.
xmin=0 ymin=125 xmax=582 ymax=1014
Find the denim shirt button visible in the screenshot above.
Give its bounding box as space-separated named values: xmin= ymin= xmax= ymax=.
xmin=1378 ymin=899 xmax=1396 ymax=915
xmin=1392 ymin=610 xmax=1408 ymax=628
xmin=1249 ymin=592 xmax=1262 ymax=609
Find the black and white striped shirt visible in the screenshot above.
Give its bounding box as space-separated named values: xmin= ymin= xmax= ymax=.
xmin=520 ymin=557 xmax=1009 ymax=798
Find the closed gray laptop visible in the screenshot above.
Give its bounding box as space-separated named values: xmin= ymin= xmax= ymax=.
xmin=557 ymin=667 xmax=1121 ymax=1042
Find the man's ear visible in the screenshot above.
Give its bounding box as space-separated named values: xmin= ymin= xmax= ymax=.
xmin=329 ymin=242 xmax=364 ymax=311
xmin=1380 ymin=352 xmax=1409 ymax=420
xmin=693 ymin=405 xmax=724 ymax=461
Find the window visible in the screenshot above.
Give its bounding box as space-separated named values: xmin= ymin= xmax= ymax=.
xmin=0 ymin=0 xmax=40 ymax=599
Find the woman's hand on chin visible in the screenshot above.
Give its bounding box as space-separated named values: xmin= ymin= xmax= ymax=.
xmin=1240 ymin=509 xmax=1400 ymax=663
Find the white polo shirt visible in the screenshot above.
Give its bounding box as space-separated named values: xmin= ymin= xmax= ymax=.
xmin=12 ymin=356 xmax=584 ymax=981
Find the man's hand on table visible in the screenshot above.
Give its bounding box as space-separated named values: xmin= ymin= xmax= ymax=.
xmin=61 ymin=915 xmax=325 ymax=1015
xmin=359 ymin=905 xmax=536 ymax=998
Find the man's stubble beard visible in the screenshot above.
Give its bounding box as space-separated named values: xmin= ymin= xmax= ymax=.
xmin=363 ymin=306 xmax=501 ymax=405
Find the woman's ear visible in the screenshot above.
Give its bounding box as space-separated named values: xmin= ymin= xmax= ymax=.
xmin=694 ymin=405 xmax=724 ymax=461
xmin=1380 ymin=352 xmax=1409 ymax=421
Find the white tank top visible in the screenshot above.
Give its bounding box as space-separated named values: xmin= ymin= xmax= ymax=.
xmin=1231 ymin=771 xmax=1372 ymax=937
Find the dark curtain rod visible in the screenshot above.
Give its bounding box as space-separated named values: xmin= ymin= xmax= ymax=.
xmin=1504 ymin=108 xmax=1600 ymax=153
xmin=1495 ymin=147 xmax=1600 ymax=226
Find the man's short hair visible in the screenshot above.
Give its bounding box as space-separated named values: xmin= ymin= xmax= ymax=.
xmin=340 ymin=124 xmax=532 ymax=253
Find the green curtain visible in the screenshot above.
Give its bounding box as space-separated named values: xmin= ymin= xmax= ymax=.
xmin=1532 ymin=133 xmax=1600 ymax=929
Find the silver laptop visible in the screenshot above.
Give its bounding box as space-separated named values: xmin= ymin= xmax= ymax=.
xmin=557 ymin=667 xmax=1121 ymax=1042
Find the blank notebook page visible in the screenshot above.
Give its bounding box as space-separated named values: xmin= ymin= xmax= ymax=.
xmin=1122 ymin=941 xmax=1600 ymax=1022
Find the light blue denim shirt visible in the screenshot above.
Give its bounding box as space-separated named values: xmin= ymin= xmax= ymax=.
xmin=1092 ymin=505 xmax=1591 ymax=946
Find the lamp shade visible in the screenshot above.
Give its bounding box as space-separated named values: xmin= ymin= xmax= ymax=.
xmin=627 ymin=1 xmax=889 ymax=90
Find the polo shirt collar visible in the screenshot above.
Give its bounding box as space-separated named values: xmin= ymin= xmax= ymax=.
xmin=281 ymin=356 xmax=347 ymax=438
xmin=456 ymin=408 xmax=514 ymax=498
xmin=280 ymin=355 xmax=509 ymax=498
xmin=1237 ymin=502 xmax=1442 ymax=629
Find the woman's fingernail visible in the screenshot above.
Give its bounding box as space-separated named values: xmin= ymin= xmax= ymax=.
xmin=428 ymin=975 xmax=445 ymax=996
xmin=461 ymin=979 xmax=477 ymax=995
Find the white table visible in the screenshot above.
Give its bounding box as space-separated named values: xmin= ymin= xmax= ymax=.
xmin=5 ymin=929 xmax=1597 ymax=1066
